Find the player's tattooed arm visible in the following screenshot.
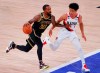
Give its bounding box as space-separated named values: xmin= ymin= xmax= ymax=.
xmin=28 ymin=14 xmax=41 ymax=24
xmin=78 ymin=15 xmax=87 ymax=41
xmin=51 ymin=15 xmax=64 ymax=28
xmin=51 ymin=15 xmax=56 ymax=30
xmin=49 ymin=15 xmax=56 ymax=37
xmin=24 ymin=14 xmax=41 ymax=26
xmin=49 ymin=15 xmax=63 ymax=36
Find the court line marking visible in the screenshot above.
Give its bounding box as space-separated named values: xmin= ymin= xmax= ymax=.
xmin=42 ymin=49 xmax=100 ymax=73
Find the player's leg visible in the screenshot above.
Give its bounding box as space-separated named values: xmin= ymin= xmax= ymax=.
xmin=16 ymin=38 xmax=35 ymax=52
xmin=35 ymin=37 xmax=49 ymax=70
xmin=71 ymin=38 xmax=85 ymax=65
xmin=29 ymin=31 xmax=49 ymax=70
xmin=49 ymin=37 xmax=65 ymax=51
xmin=16 ymin=43 xmax=33 ymax=52
xmin=43 ymin=28 xmax=70 ymax=51
xmin=70 ymin=32 xmax=90 ymax=72
xmin=6 ymin=38 xmax=35 ymax=53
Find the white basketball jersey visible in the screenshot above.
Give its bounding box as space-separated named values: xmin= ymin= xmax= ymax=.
xmin=65 ymin=13 xmax=79 ymax=31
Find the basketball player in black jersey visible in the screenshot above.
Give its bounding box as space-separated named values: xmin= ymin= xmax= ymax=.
xmin=6 ymin=4 xmax=63 ymax=70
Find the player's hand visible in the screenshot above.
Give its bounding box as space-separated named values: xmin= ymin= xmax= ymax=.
xmin=24 ymin=22 xmax=31 ymax=27
xmin=49 ymin=29 xmax=52 ymax=37
xmin=82 ymin=34 xmax=87 ymax=41
xmin=65 ymin=24 xmax=73 ymax=31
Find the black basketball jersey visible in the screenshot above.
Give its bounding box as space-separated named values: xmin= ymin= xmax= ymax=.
xmin=32 ymin=12 xmax=51 ymax=35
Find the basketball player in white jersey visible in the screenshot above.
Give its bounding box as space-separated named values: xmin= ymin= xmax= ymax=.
xmin=43 ymin=3 xmax=90 ymax=72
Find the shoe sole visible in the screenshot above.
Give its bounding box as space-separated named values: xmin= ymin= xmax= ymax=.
xmin=6 ymin=41 xmax=13 ymax=53
xmin=82 ymin=69 xmax=90 ymax=73
xmin=40 ymin=66 xmax=49 ymax=71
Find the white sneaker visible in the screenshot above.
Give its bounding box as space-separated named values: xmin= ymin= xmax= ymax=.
xmin=43 ymin=37 xmax=51 ymax=45
xmin=82 ymin=64 xmax=90 ymax=73
xmin=6 ymin=41 xmax=16 ymax=53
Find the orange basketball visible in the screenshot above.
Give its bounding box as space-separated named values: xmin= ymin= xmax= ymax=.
xmin=23 ymin=24 xmax=32 ymax=34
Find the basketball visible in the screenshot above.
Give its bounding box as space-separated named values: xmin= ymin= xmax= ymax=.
xmin=23 ymin=24 xmax=32 ymax=34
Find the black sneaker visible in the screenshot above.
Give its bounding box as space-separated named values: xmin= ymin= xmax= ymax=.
xmin=6 ymin=41 xmax=16 ymax=53
xmin=97 ymin=6 xmax=100 ymax=8
xmin=39 ymin=62 xmax=49 ymax=70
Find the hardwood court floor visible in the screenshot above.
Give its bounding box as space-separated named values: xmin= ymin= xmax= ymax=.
xmin=0 ymin=0 xmax=100 ymax=73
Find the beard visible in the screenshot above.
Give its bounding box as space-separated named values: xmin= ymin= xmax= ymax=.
xmin=47 ymin=12 xmax=51 ymax=16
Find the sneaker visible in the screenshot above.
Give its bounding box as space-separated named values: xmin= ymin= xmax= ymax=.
xmin=82 ymin=64 xmax=90 ymax=73
xmin=43 ymin=37 xmax=51 ymax=45
xmin=6 ymin=41 xmax=16 ymax=53
xmin=39 ymin=61 xmax=49 ymax=70
xmin=97 ymin=6 xmax=100 ymax=8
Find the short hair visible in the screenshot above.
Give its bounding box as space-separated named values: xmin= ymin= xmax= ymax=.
xmin=43 ymin=4 xmax=50 ymax=10
xmin=69 ymin=3 xmax=79 ymax=11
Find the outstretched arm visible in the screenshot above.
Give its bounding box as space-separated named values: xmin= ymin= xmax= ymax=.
xmin=57 ymin=14 xmax=73 ymax=31
xmin=49 ymin=15 xmax=56 ymax=37
xmin=78 ymin=15 xmax=87 ymax=41
xmin=50 ymin=15 xmax=64 ymax=30
xmin=49 ymin=15 xmax=63 ymax=37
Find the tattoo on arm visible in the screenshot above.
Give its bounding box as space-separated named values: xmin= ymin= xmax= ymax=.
xmin=28 ymin=15 xmax=40 ymax=24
